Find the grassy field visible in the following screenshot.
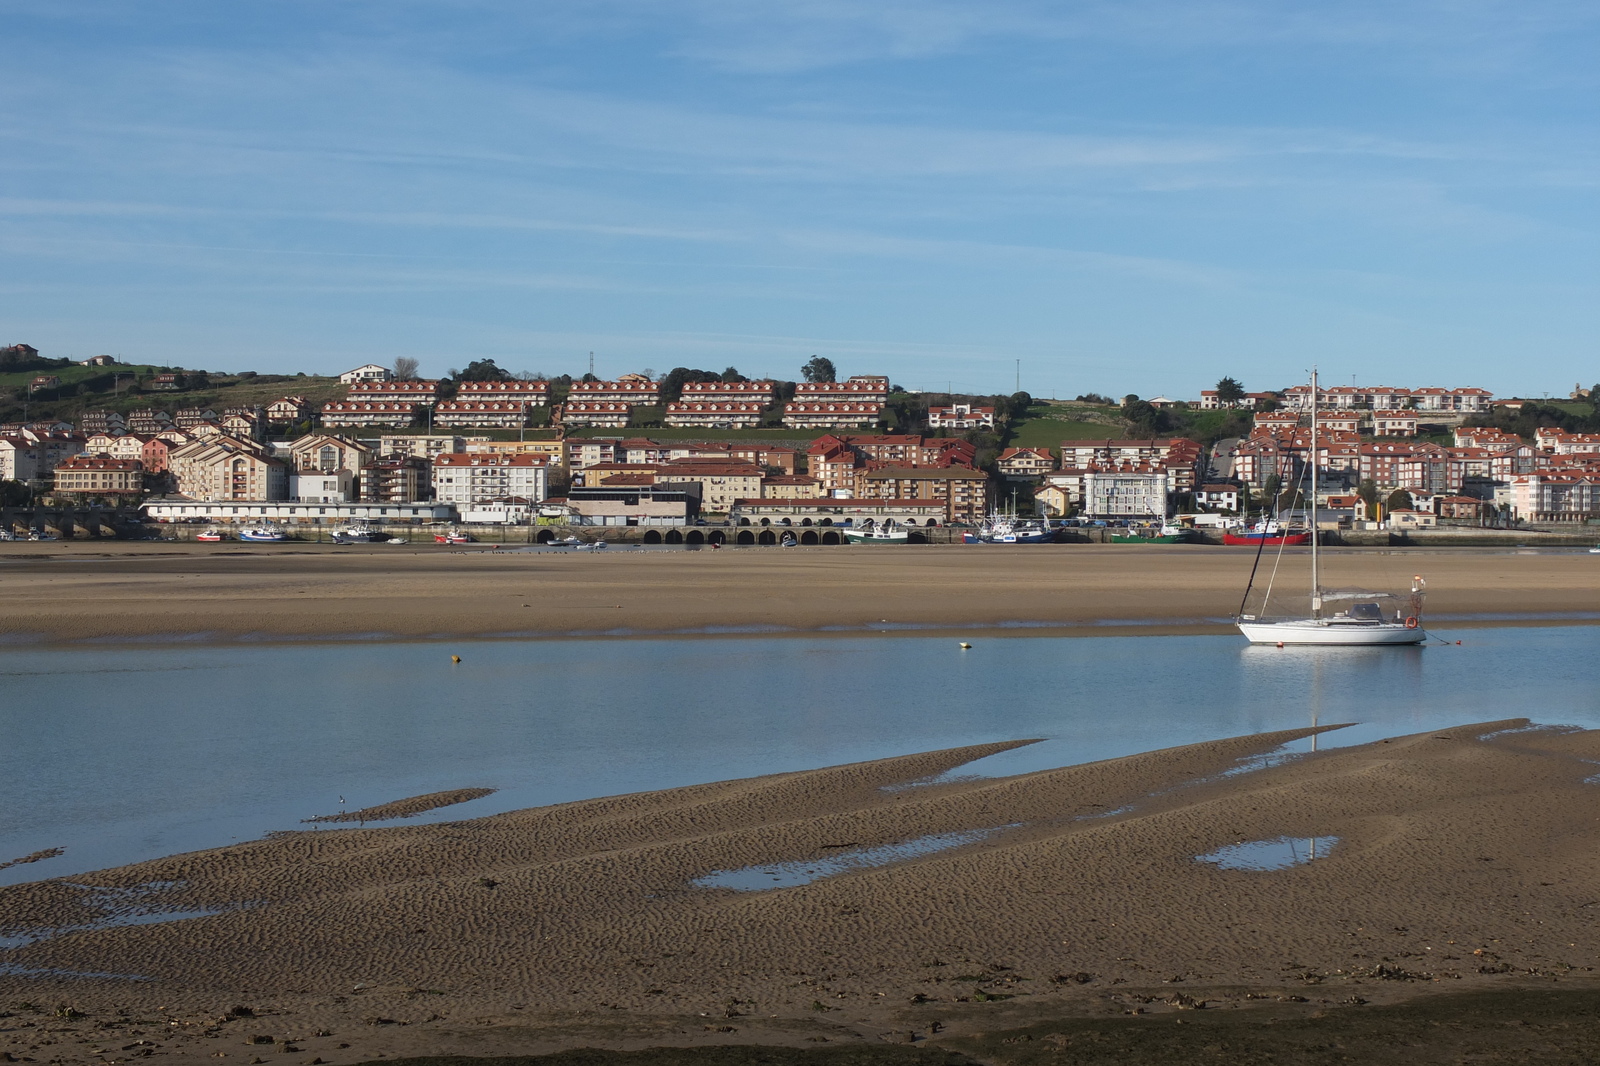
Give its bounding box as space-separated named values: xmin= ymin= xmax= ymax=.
xmin=1004 ymin=403 xmax=1127 ymax=451
xmin=1 ymin=367 xmax=344 ymax=423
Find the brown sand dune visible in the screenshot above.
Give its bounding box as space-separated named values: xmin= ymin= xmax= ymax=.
xmin=0 ymin=541 xmax=1596 ymax=643
xmin=4 ymin=723 xmax=1600 ymax=1064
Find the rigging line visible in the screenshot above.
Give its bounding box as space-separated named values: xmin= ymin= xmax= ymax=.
xmin=1237 ymin=514 xmax=1271 ymax=617
xmin=1259 ymin=454 xmax=1308 ymax=618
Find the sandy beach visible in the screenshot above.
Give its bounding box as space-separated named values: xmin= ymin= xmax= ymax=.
xmin=4 ymin=723 xmax=1600 ymax=1064
xmin=0 ymin=541 xmax=1596 ymax=644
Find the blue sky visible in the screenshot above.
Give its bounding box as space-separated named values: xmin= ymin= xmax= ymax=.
xmin=1 ymin=1 xmax=1595 ymax=398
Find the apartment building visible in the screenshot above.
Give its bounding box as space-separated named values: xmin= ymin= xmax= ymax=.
xmin=344 ymin=380 xmax=441 ymax=406
xmin=567 ymin=379 xmax=661 ymax=404
xmin=1372 ymin=414 xmax=1419 ymax=436
xmin=664 ymin=401 xmax=768 ymax=428
xmin=266 ymin=396 xmax=313 ymax=423
xmin=362 ymin=457 xmax=432 ymax=503
xmin=168 ymin=436 xmax=288 ymax=501
xmin=432 ymin=400 xmax=529 ymax=428
xmin=996 ymin=447 xmax=1055 ymax=477
xmin=288 ymin=434 xmax=372 ymax=476
xmin=783 ymin=401 xmax=884 ymax=429
xmin=760 ymin=474 xmax=823 ymax=498
xmin=378 ymin=434 xmax=467 ymax=461
xmin=793 ymin=378 xmax=890 ymax=403
xmin=1280 ymin=385 xmax=1492 ymax=413
xmin=431 ymin=453 xmax=549 ymax=507
xmin=557 ymin=401 xmax=632 ymax=427
xmin=677 ymin=380 xmax=775 ymax=403
xmin=320 ymin=401 xmax=418 ymax=428
xmin=926 ymin=403 xmax=995 ymax=429
xmin=857 ymin=465 xmax=989 ymax=523
xmin=53 ymin=455 xmax=144 ymax=495
xmin=454 ymin=380 xmax=550 ymax=405
xmin=652 ymin=460 xmax=765 ymax=513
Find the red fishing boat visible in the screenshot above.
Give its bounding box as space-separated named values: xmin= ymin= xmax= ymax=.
xmin=1223 ymin=519 xmax=1311 ymax=547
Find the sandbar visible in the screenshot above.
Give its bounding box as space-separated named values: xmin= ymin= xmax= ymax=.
xmin=0 ymin=541 xmax=1595 ymax=644
xmin=3 ymin=723 xmax=1600 ymax=1064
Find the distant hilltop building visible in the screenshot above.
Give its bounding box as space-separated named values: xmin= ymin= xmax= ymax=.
xmin=0 ymin=343 xmax=40 ymax=366
xmin=346 ymin=379 xmax=442 ymax=403
xmin=568 ymin=379 xmax=661 ymax=404
xmin=454 ymin=380 xmax=549 ymax=405
xmin=1278 ymin=385 xmax=1492 ymax=413
xmin=339 ymin=363 xmax=394 ymax=385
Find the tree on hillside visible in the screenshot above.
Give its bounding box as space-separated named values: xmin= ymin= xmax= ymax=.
xmin=1215 ymin=376 xmax=1246 ymax=405
xmin=720 ymin=366 xmax=747 ymax=383
xmin=1385 ymin=489 xmax=1414 ymax=514
xmin=658 ymin=367 xmax=724 ymax=403
xmin=393 ymin=357 xmax=420 ymax=381
xmin=454 ymin=359 xmax=512 ymax=382
xmin=801 ymin=355 xmax=836 ymax=383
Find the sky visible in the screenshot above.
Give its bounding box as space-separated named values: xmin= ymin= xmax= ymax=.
xmin=1 ymin=1 xmax=1595 ymax=399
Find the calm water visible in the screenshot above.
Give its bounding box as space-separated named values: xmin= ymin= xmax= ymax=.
xmin=2 ymin=625 xmax=1597 ymax=886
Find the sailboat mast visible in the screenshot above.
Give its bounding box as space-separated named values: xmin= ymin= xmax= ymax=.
xmin=1310 ymin=367 xmax=1321 ymax=617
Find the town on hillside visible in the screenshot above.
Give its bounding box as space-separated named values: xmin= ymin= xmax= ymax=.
xmin=3 ymin=344 xmax=1599 ymax=536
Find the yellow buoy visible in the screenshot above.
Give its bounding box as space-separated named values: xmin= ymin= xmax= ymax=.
xmin=451 ymin=655 xmax=462 ymax=663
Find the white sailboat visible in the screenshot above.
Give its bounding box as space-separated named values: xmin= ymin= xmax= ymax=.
xmin=1236 ymin=368 xmax=1428 ymax=646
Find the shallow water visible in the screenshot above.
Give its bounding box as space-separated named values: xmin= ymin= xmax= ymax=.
xmin=1198 ymin=836 xmax=1338 ymax=871
xmin=691 ymin=827 xmax=1013 ymax=891
xmin=1 ymin=625 xmax=1597 ymax=886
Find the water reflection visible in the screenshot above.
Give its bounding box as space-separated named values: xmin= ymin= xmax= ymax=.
xmin=1 ymin=626 xmax=1596 ymax=885
xmin=1199 ymin=836 xmax=1337 ymax=871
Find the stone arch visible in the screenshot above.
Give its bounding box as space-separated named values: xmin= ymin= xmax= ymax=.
xmin=665 ymin=529 xmax=683 ymax=544
xmin=801 ymin=517 xmax=813 ymax=526
xmin=780 ymin=518 xmax=792 ymax=526
xmin=642 ymin=529 xmax=662 ymax=544
xmin=821 ymin=530 xmax=842 ymax=545
xmin=686 ymin=529 xmax=704 ymax=544
xmin=820 ymin=518 xmax=833 ymax=526
xmin=736 ymin=529 xmax=756 ymax=545
xmin=760 ymin=517 xmax=770 ymax=526
xmin=758 ymin=529 xmax=777 ymax=545
xmin=707 ymin=529 xmax=725 ymax=545
xmin=536 ymin=528 xmax=555 ymax=543
xmin=738 ymin=517 xmax=751 ymax=526
xmin=800 ymin=529 xmax=819 ymax=545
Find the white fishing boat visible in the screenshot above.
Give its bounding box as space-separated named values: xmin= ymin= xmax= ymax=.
xmin=844 ymin=520 xmax=910 ymax=544
xmin=330 ymin=521 xmax=389 ymax=544
xmin=237 ymin=524 xmax=288 ymax=543
xmin=1236 ymin=368 xmax=1428 ymax=646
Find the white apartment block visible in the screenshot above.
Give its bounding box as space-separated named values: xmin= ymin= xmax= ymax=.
xmin=1280 ymin=385 xmax=1492 ymax=413
xmin=664 ymin=401 xmax=767 ymax=428
xmin=782 ymin=401 xmax=883 ymax=429
xmin=431 ymin=453 xmax=549 ymax=506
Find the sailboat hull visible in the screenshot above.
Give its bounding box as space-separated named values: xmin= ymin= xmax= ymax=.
xmin=1237 ymin=620 xmax=1426 ymax=646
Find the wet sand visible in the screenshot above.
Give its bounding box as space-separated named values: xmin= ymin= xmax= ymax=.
xmin=0 ymin=541 xmax=1595 ymax=644
xmin=3 ymin=723 xmax=1600 ymax=1064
